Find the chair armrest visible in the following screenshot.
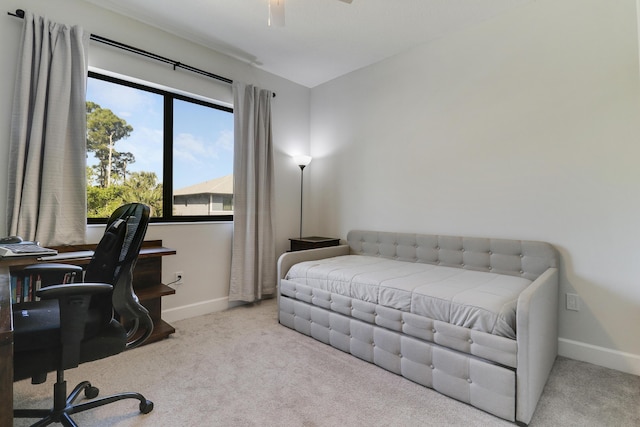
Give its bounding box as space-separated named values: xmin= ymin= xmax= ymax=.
xmin=34 ymin=282 xmax=114 ymax=369
xmin=24 ymin=263 xmax=83 ymax=273
xmin=36 ymin=283 xmax=113 ymax=299
xmin=515 ymin=267 xmax=559 ymax=424
xmin=23 ymin=263 xmax=84 ymax=286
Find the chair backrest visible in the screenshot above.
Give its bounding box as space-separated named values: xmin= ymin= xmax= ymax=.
xmin=85 ymin=203 xmax=153 ymax=349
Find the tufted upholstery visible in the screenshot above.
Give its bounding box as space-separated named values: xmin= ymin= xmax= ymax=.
xmin=280 ymin=279 xmax=518 ymax=368
xmin=347 ymin=230 xmax=556 ymax=281
xmin=279 ymin=296 xmax=517 ymax=421
xmin=277 ymin=230 xmax=559 ymax=425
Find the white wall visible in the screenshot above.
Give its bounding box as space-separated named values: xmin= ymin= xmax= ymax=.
xmin=3 ymin=0 xmax=640 ymax=376
xmin=0 ymin=0 xmax=311 ymax=320
xmin=309 ymin=0 xmax=640 ymax=375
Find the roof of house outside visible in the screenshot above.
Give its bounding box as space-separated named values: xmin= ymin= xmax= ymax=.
xmin=174 ymin=174 xmax=233 ymax=196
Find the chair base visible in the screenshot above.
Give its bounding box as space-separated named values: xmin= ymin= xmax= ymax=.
xmin=14 ymin=373 xmax=153 ymax=427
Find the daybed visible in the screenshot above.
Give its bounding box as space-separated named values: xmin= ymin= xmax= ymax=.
xmin=277 ymin=230 xmax=558 ymax=425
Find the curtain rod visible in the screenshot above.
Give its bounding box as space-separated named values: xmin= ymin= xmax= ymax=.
xmin=7 ymin=9 xmax=275 ymax=97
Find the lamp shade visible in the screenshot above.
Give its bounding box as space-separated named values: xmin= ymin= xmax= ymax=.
xmin=268 ymin=0 xmax=285 ymax=27
xmin=293 ymin=155 xmax=312 ymax=167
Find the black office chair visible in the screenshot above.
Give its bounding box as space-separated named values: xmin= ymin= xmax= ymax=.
xmin=12 ymin=203 xmax=154 ymax=426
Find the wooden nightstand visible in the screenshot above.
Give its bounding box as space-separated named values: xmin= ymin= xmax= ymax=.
xmin=289 ymin=236 xmax=340 ymax=252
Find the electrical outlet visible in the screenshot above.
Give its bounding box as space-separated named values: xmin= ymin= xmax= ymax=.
xmin=174 ymin=271 xmax=184 ymax=285
xmin=566 ymin=293 xmax=580 ymax=311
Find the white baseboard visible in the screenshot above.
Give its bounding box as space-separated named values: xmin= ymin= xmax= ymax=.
xmin=558 ymin=338 xmax=640 ymax=376
xmin=161 ymin=297 xmax=231 ymax=323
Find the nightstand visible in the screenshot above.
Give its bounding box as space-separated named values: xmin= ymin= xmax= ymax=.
xmin=289 ymin=236 xmax=340 ymax=252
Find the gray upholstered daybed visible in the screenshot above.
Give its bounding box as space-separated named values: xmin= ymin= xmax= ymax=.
xmin=277 ymin=230 xmax=558 ymax=425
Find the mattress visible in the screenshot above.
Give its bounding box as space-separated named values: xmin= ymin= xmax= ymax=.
xmin=285 ymin=255 xmax=532 ymax=339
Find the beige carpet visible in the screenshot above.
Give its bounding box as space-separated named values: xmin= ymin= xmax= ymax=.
xmin=13 ymin=299 xmax=640 ymax=426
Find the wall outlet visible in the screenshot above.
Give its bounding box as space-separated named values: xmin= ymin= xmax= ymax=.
xmin=174 ymin=271 xmax=184 ymax=285
xmin=566 ymin=293 xmax=580 ymax=311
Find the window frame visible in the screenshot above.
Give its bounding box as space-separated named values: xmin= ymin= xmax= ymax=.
xmin=86 ymin=71 xmax=234 ymax=224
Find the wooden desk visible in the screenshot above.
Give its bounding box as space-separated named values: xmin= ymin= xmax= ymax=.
xmin=0 ymin=267 xmax=12 ymax=427
xmin=0 ymin=241 xmax=176 ymax=426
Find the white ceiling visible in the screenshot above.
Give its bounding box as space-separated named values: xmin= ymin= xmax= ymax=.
xmin=82 ymin=0 xmax=531 ymax=88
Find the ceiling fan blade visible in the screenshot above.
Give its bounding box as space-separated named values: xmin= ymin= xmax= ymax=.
xmin=268 ymin=0 xmax=285 ymax=27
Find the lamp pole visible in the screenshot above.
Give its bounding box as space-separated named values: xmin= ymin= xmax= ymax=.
xmin=293 ymin=155 xmax=312 ymax=239
xmin=299 ymin=164 xmax=306 ymax=238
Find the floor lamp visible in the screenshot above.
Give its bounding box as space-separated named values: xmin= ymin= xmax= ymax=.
xmin=293 ymin=155 xmax=312 ymax=238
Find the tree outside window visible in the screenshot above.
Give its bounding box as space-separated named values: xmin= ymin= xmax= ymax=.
xmin=86 ymin=72 xmax=233 ymax=222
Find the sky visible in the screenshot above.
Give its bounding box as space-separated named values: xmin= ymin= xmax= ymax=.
xmin=86 ymin=77 xmax=234 ymax=191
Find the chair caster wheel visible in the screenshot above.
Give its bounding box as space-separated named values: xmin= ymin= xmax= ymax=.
xmin=140 ymin=400 xmax=154 ymax=414
xmin=85 ymin=386 xmax=99 ymax=399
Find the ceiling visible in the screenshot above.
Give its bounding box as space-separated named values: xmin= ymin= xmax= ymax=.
xmin=82 ymin=0 xmax=531 ymax=88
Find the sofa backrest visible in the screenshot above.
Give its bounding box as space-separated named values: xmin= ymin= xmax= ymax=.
xmin=347 ymin=230 xmax=557 ymax=281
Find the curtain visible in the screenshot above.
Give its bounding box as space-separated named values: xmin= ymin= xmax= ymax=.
xmin=7 ymin=11 xmax=89 ymax=246
xmin=229 ymin=82 xmax=276 ymax=302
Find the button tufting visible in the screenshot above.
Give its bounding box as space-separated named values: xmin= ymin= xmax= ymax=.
xmin=467 ymin=379 xmax=472 ymax=383
xmin=430 ymin=365 xmax=435 ymax=369
xmin=520 ymin=270 xmax=524 ymax=274
xmin=432 ymin=328 xmax=437 ymax=333
xmin=468 ymin=339 xmax=473 ymax=344
xmin=520 ymin=254 xmax=524 ymax=258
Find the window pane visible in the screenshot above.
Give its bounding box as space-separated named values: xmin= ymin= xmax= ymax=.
xmin=172 ymin=99 xmax=234 ymax=216
xmin=86 ymin=77 xmax=164 ymax=218
xmin=86 ymin=72 xmax=233 ymax=222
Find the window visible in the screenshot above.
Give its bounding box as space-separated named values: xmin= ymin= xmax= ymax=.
xmin=86 ymin=72 xmax=234 ymax=222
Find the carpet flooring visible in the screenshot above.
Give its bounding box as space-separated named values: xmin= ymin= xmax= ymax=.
xmin=13 ymin=299 xmax=640 ymax=426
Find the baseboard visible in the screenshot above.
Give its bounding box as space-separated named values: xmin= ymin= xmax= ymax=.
xmin=558 ymin=338 xmax=640 ymax=376
xmin=162 ymin=297 xmax=231 ymax=323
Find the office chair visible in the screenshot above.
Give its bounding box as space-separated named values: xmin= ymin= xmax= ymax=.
xmin=12 ymin=203 xmax=154 ymax=426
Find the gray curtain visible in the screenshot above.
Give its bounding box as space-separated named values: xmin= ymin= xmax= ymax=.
xmin=7 ymin=11 xmax=89 ymax=246
xmin=229 ymin=82 xmax=276 ymax=302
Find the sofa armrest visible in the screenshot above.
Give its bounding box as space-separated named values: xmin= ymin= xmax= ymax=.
xmin=277 ymin=245 xmax=350 ymax=281
xmin=515 ymin=267 xmax=559 ymax=424
xmin=276 ymin=245 xmax=350 ymax=324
